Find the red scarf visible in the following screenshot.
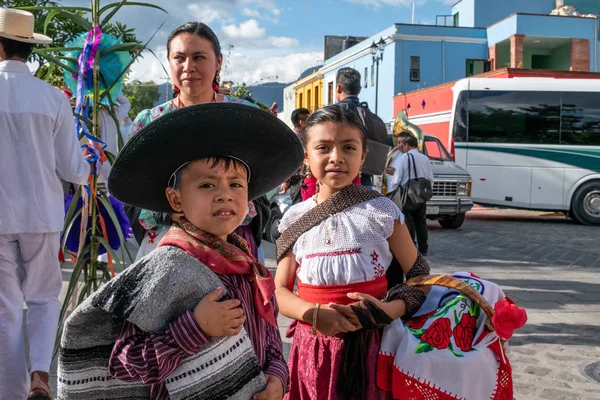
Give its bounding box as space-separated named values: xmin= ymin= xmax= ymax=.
xmin=159 ymin=218 xmax=277 ymax=327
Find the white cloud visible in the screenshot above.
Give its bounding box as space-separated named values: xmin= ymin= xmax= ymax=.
xmin=242 ymin=8 xmax=261 ymax=17
xmin=127 ymin=45 xmax=170 ymax=84
xmin=272 ymin=8 xmax=281 ymax=16
xmin=222 ymin=51 xmax=323 ymax=84
xmin=268 ymin=36 xmax=299 ymax=47
xmin=222 ymin=19 xmax=266 ymax=39
xmin=346 ymin=0 xmax=453 ymax=7
xmin=187 ymin=3 xmax=225 ymax=23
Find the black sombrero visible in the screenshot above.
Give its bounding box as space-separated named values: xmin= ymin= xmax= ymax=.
xmin=108 ymin=103 xmax=304 ymax=213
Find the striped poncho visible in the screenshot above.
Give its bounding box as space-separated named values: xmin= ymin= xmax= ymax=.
xmin=57 ymin=246 xmax=267 ymax=399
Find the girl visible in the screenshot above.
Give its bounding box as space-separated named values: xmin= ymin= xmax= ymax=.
xmin=274 ymin=105 xmax=430 ymax=400
xmin=125 ymin=22 xmax=268 ymax=262
xmin=275 ymin=105 xmax=526 ymax=400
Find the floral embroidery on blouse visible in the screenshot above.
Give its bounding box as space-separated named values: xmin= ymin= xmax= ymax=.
xmin=371 ymin=250 xmax=386 ymax=279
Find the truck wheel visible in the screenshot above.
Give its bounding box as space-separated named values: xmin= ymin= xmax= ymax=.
xmin=438 ymin=213 xmax=466 ymax=229
xmin=265 ymin=207 xmax=283 ymax=243
xmin=571 ymin=180 xmax=600 ymax=226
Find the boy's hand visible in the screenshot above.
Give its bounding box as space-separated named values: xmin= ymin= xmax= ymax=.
xmin=253 ymin=374 xmax=284 ymax=400
xmin=193 ymin=288 xmax=246 ymax=337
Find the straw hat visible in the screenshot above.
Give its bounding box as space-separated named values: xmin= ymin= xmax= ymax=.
xmin=0 ymin=8 xmax=52 ymax=44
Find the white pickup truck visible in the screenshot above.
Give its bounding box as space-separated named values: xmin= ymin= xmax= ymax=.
xmin=420 ymin=134 xmax=473 ymax=229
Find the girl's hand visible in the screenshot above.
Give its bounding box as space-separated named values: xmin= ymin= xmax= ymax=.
xmin=330 ymin=293 xmax=407 ymax=321
xmin=315 ymin=305 xmax=361 ymax=336
xmin=253 ymin=374 xmax=284 ymax=400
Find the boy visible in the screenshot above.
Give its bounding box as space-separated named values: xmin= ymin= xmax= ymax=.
xmin=57 ymin=103 xmax=304 ymax=400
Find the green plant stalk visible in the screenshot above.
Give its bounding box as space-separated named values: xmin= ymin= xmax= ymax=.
xmin=88 ymin=0 xmax=101 ymax=293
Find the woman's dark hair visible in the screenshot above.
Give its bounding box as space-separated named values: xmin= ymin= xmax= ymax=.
xmin=301 ymin=104 xmax=367 ymax=151
xmin=167 ymin=22 xmax=222 ymax=91
xmin=0 ymin=37 xmax=34 ymax=60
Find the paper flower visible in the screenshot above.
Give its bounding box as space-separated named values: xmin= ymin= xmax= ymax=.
xmin=491 ymin=298 xmax=528 ymax=340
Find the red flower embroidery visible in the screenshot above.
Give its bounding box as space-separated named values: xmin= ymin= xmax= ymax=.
xmin=369 ymin=250 xmax=385 ymax=279
xmin=453 ymin=313 xmax=477 ymax=352
xmin=371 ymin=250 xmax=379 ymax=262
xmin=406 ymin=310 xmax=436 ymax=330
xmin=491 ymin=298 xmax=527 ymax=340
xmin=420 ymin=318 xmax=452 ymax=350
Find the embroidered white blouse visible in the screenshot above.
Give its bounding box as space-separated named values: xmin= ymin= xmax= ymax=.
xmin=278 ymin=196 xmax=404 ymax=286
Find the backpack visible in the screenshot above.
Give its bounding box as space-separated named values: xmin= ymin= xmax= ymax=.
xmin=353 ymin=102 xmax=390 ymax=175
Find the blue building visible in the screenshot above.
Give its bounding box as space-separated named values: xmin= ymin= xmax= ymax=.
xmin=320 ymin=0 xmax=599 ymax=124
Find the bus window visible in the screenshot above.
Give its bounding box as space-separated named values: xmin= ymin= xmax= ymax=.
xmin=467 ymin=91 xmax=560 ymax=144
xmin=560 ymin=92 xmax=600 ymax=146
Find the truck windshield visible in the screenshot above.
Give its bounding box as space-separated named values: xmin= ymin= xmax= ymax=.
xmin=423 ymin=136 xmax=452 ymax=161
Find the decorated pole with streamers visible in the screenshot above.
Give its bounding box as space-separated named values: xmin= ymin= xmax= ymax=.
xmin=17 ymin=0 xmax=168 ymax=358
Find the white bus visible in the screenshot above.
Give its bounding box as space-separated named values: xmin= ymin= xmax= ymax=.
xmin=449 ymin=77 xmax=600 ymax=225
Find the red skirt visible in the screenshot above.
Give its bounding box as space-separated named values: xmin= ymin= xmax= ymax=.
xmin=285 ymin=277 xmax=390 ymax=400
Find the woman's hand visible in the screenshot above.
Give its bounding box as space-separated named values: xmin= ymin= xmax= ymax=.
xmin=315 ymin=305 xmax=361 ymax=336
xmin=330 ymin=293 xmax=407 ymax=322
xmin=253 ymin=374 xmax=284 ymax=400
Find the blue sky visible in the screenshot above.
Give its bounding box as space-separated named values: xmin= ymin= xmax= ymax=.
xmin=63 ymin=0 xmax=455 ymax=84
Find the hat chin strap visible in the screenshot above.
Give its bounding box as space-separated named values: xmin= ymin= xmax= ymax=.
xmin=167 ymin=156 xmax=252 ymax=188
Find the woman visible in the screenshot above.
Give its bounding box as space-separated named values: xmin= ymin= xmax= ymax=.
xmin=125 ymin=22 xmax=269 ymax=261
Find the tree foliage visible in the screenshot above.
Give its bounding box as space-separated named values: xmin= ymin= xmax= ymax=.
xmin=123 ymin=79 xmax=160 ymax=119
xmin=2 ymin=0 xmax=141 ymax=86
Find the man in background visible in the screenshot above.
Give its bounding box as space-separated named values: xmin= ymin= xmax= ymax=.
xmin=0 ymin=9 xmax=90 ymax=399
xmin=386 ymin=134 xmax=434 ymax=255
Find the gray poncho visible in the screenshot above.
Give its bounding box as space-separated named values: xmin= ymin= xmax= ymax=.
xmin=57 ymin=246 xmax=267 ymax=399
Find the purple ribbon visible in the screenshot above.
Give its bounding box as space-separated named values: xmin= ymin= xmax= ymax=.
xmin=72 ymin=26 xmax=107 ymax=177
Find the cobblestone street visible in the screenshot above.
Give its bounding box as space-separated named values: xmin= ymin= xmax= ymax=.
xmin=48 ymin=208 xmax=600 ymax=399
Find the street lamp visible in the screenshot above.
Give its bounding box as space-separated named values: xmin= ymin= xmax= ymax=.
xmin=371 ymin=37 xmax=386 ymax=114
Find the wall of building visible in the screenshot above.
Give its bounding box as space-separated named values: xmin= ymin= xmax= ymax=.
xmin=295 ymin=76 xmax=323 ymax=112
xmin=322 ymin=25 xmax=398 ymax=122
xmin=282 ymin=84 xmax=296 ymax=128
xmin=393 ymin=26 xmax=488 ymax=96
xmin=452 ymin=0 xmax=476 ymax=28
xmin=453 ymin=0 xmax=555 ymax=28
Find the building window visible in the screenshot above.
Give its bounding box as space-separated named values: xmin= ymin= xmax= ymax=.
xmin=364 ymin=67 xmax=368 ymax=88
xmin=314 ymin=86 xmax=319 ymax=109
xmin=298 ymin=92 xmax=303 ymax=108
xmin=453 ymin=13 xmax=459 ymax=27
xmin=410 ymin=56 xmax=420 ymax=82
xmin=371 ymin=65 xmax=375 ymax=86
xmin=307 ymin=89 xmax=312 ymax=111
xmin=327 ymin=81 xmax=334 ymax=104
xmin=466 ymin=59 xmax=491 ymax=77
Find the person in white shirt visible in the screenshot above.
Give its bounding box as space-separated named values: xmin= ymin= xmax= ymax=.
xmin=0 ymin=9 xmax=90 ymax=400
xmin=386 ymin=134 xmax=434 ymax=255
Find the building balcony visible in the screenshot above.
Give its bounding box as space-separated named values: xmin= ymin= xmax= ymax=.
xmin=487 ymin=13 xmax=597 ymax=72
